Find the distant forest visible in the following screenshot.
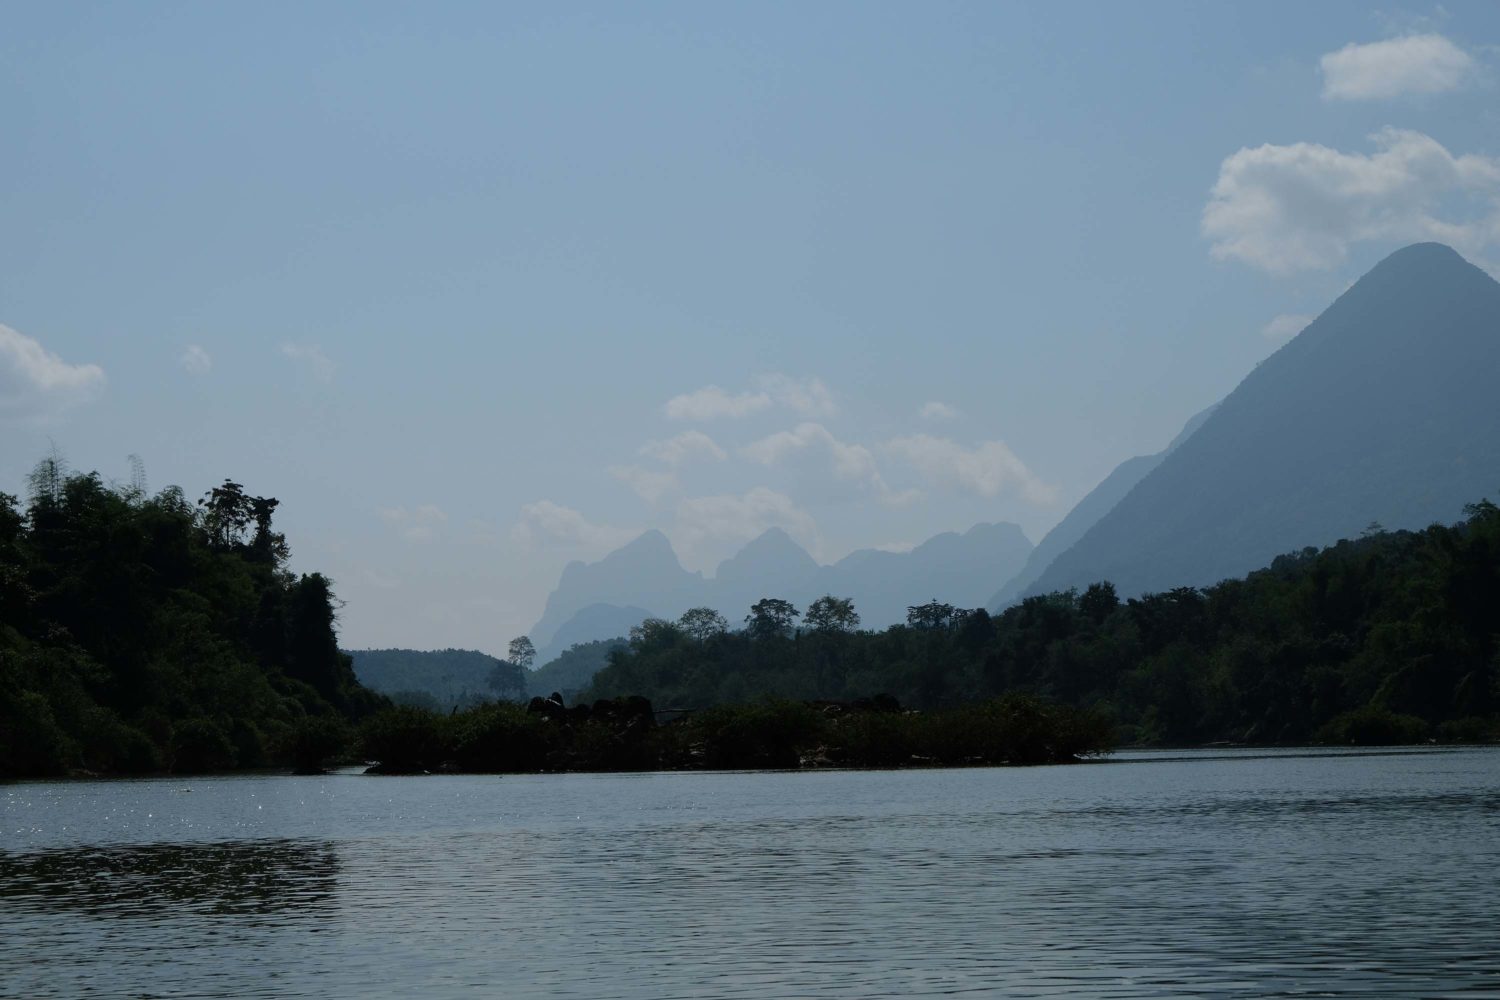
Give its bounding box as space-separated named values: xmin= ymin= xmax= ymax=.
xmin=349 ymin=648 xmax=524 ymax=710
xmin=587 ymin=501 xmax=1500 ymax=745
xmin=1 ymin=457 xmax=384 ymax=778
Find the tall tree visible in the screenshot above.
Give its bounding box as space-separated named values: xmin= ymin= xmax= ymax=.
xmin=508 ymin=635 xmax=536 ymax=671
xmin=804 ymin=595 xmax=860 ymax=634
xmin=679 ymin=607 xmax=729 ymax=642
xmin=745 ymin=598 xmax=799 ymax=639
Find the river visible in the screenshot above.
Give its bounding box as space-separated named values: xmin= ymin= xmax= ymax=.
xmin=3 ymin=747 xmax=1498 ymax=998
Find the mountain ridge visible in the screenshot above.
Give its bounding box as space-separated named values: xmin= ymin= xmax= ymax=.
xmin=1024 ymin=242 xmax=1500 ymax=598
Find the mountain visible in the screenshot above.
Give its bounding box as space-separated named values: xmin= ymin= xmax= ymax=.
xmin=531 ymin=522 xmax=1034 ymax=652
xmin=1025 ymin=242 xmax=1500 ymax=599
xmin=712 ymin=527 xmax=821 ymax=621
xmin=827 ymin=522 xmax=1033 ymax=626
xmin=528 ymin=530 xmax=702 ymax=648
xmin=987 ymin=404 xmax=1216 ymax=610
xmin=533 ymin=602 xmax=655 ymax=667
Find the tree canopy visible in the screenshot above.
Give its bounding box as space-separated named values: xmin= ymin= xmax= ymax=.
xmin=1 ymin=457 xmax=384 ymax=778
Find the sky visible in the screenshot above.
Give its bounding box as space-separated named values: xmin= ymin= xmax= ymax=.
xmin=4 ymin=1 xmax=1499 ymax=656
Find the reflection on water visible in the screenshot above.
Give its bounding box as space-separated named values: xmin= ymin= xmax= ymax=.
xmin=2 ymin=747 xmax=1499 ymax=998
xmin=0 ymin=839 xmax=338 ymax=918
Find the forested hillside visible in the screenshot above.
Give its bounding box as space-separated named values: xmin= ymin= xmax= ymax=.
xmin=349 ymin=647 xmax=524 ymax=709
xmin=0 ymin=458 xmax=384 ymax=778
xmin=589 ymin=501 xmax=1500 ymax=745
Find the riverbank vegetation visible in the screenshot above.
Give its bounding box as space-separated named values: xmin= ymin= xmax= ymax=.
xmin=351 ymin=692 xmax=1111 ymax=774
xmin=1 ymin=457 xmax=384 ymax=779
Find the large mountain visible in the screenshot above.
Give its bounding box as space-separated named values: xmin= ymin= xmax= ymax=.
xmin=986 ymin=404 xmax=1216 ymax=610
xmin=1025 ymin=242 xmax=1500 ymax=599
xmin=530 ymin=521 xmax=1034 ymax=659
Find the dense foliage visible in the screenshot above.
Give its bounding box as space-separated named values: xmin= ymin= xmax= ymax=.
xmin=587 ymin=502 xmax=1500 ymax=745
xmin=348 ymin=647 xmax=525 ymax=710
xmin=0 ymin=458 xmax=384 ymax=778
xmin=526 ymin=638 xmax=627 ymax=700
xmin=353 ymin=692 xmax=1111 ymax=774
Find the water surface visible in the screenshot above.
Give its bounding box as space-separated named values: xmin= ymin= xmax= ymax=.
xmin=4 ymin=747 xmax=1498 ymax=998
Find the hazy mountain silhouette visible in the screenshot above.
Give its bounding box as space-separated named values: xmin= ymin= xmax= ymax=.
xmin=534 ymin=602 xmax=656 ymax=667
xmin=528 ymin=529 xmax=702 ymax=648
xmin=828 ymin=522 xmax=1033 ymax=626
xmin=987 ymin=404 xmax=1216 ymax=610
xmin=532 ymin=521 xmax=1034 ymax=654
xmin=1025 ymin=242 xmax=1500 ymax=599
xmin=712 ymin=527 xmax=822 ymax=621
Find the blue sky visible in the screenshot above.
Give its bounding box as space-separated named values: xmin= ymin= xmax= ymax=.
xmin=4 ymin=2 xmax=1499 ymax=654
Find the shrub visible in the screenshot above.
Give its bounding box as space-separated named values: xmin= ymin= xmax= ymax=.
xmin=358 ymin=706 xmax=449 ymax=772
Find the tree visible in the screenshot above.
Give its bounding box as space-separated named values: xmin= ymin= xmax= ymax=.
xmin=746 ymin=598 xmax=799 ymax=639
xmin=804 ymin=595 xmax=860 ymax=634
xmin=1080 ymin=581 xmax=1120 ymax=625
xmin=679 ymin=607 xmax=729 ymax=642
xmin=907 ymin=599 xmax=956 ymax=630
xmin=508 ymin=636 xmax=537 ymax=671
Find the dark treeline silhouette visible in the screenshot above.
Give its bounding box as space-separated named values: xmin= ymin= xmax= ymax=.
xmin=353 ymin=692 xmax=1112 ymax=774
xmin=585 ymin=500 xmax=1500 ymax=746
xmin=1 ymin=456 xmax=384 ymax=779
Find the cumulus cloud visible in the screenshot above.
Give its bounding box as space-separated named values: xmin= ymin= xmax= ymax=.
xmin=663 ymin=385 xmax=770 ymax=420
xmin=610 ymin=465 xmax=679 ymax=504
xmin=180 ymin=344 xmax=212 ymax=375
xmin=742 ymin=422 xmax=883 ymax=488
xmin=757 ymin=374 xmax=836 ymax=418
xmin=639 ymin=430 xmax=728 ymax=466
xmin=1203 ymin=128 xmax=1500 ymax=274
xmin=378 ymin=504 xmax=448 ymax=542
xmin=281 ymin=343 xmax=335 ymax=382
xmin=674 ymin=487 xmax=818 ymax=550
xmin=1321 ymin=34 xmax=1475 ymax=100
xmin=0 ymin=324 xmax=106 ymax=419
xmin=512 ymin=500 xmax=637 ymax=553
xmin=919 ymin=401 xmax=958 ymax=421
xmin=664 ymin=374 xmax=836 ymax=420
xmin=885 ymin=434 xmax=1056 ymax=505
xmin=1261 ymin=313 xmax=1315 ymax=342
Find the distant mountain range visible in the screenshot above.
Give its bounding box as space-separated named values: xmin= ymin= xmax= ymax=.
xmin=530 ymin=522 xmax=1033 ymax=663
xmin=1007 ymin=242 xmax=1500 ymax=600
xmin=532 ymin=242 xmax=1500 ymax=665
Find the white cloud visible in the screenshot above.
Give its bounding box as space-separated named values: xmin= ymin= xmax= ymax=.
xmin=180 ymin=344 xmax=212 ymax=375
xmin=1320 ymin=34 xmax=1475 ymax=100
xmin=663 ymin=374 xmax=836 ymax=420
xmin=1261 ymin=313 xmax=1315 ymax=342
xmin=378 ymin=504 xmax=448 ymax=542
xmin=885 ymin=434 xmax=1056 ymax=505
xmin=639 ymin=430 xmax=728 ymax=466
xmin=610 ymin=464 xmax=679 ymax=504
xmin=512 ymin=500 xmax=637 ymax=553
xmin=757 ymin=374 xmax=836 ymax=417
xmin=281 ymin=343 xmax=335 ymax=382
xmin=674 ymin=487 xmax=817 ymax=550
xmin=0 ymin=324 xmax=106 ymax=418
xmin=1203 ymin=128 xmax=1500 ymax=274
xmin=919 ymin=401 xmax=958 ymax=421
xmin=664 ymin=385 xmax=770 ymax=420
xmin=742 ymin=422 xmax=883 ymax=487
